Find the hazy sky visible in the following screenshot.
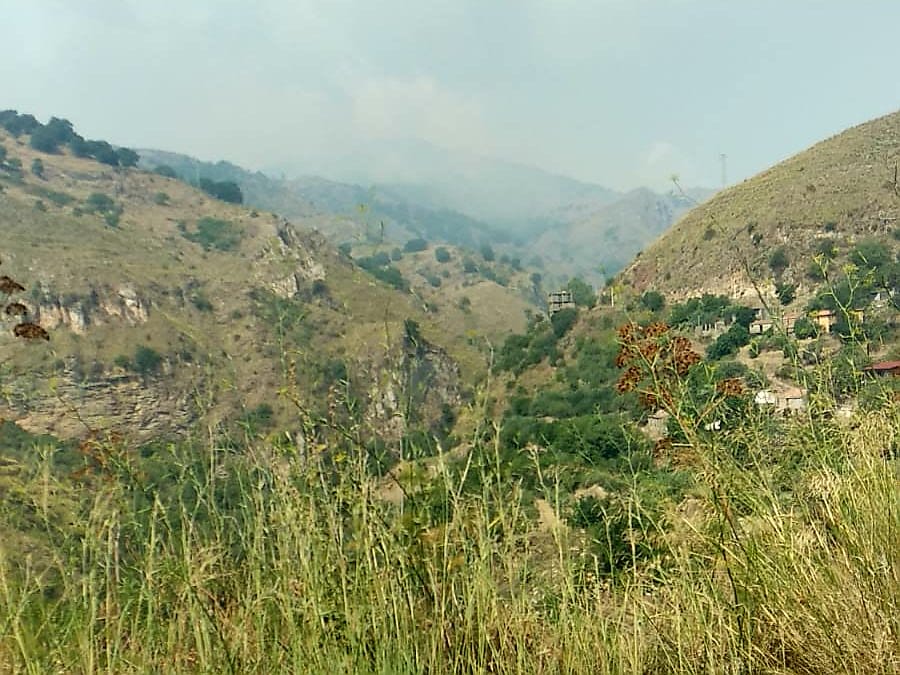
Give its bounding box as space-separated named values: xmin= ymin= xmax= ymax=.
xmin=6 ymin=1 xmax=900 ymax=190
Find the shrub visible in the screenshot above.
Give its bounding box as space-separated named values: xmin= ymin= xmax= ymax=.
xmin=793 ymin=316 xmax=818 ymax=339
xmin=133 ymin=345 xmax=163 ymax=376
xmin=566 ymin=277 xmax=596 ymax=308
xmin=550 ymin=307 xmax=578 ymax=338
xmin=707 ymin=323 xmax=750 ymax=360
xmin=198 ymin=178 xmax=243 ymax=204
xmin=403 ymin=238 xmax=428 ymax=253
xmin=30 ymin=158 xmax=44 ymax=178
xmin=769 ymin=246 xmax=789 ymax=274
xmin=153 ymin=164 xmax=178 ymax=179
xmin=183 ymin=217 xmax=242 ymax=251
xmin=152 ymin=192 xmax=170 ymax=206
xmin=640 ymin=290 xmax=666 ymax=312
xmin=480 ymin=244 xmax=495 ymax=261
xmin=775 ymin=281 xmax=796 ymax=305
xmin=434 ymin=247 xmax=451 ymax=263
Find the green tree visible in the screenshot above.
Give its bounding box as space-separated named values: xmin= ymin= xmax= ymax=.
xmin=133 ymin=345 xmax=163 ymax=376
xmin=30 ymin=158 xmax=44 ymax=178
xmin=404 ymin=238 xmax=428 ymax=252
xmin=793 ymin=316 xmax=818 ymax=340
xmin=775 ymin=281 xmax=796 ymax=305
xmin=434 ymin=247 xmax=451 ymax=263
xmin=480 ymin=243 xmax=495 ymax=261
xmin=769 ymin=246 xmax=790 ymax=274
xmin=116 ymin=148 xmax=139 ymax=168
xmin=640 ymin=290 xmax=665 ymax=312
xmin=566 ymin=277 xmax=596 ymax=308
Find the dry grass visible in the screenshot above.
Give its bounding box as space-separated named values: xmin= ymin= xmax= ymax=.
xmin=622 ymin=109 xmax=900 ymax=301
xmin=0 ymin=397 xmax=896 ymax=673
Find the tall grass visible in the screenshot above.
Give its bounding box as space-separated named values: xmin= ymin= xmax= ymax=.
xmin=0 ymin=400 xmax=898 ymax=673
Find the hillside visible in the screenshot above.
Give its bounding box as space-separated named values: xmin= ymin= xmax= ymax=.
xmin=620 ymin=109 xmax=900 ymax=301
xmin=530 ymin=187 xmax=706 ymax=285
xmin=138 ymin=148 xmax=512 ymax=251
xmin=0 ymin=123 xmax=486 ymax=446
xmin=283 ymin=137 xmax=622 ymax=229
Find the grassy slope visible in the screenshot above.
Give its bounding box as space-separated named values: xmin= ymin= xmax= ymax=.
xmin=0 ymin=132 xmax=487 ymax=439
xmin=620 ymin=109 xmax=900 ymax=301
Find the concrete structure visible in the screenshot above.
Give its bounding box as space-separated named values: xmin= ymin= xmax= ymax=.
xmin=754 ymin=387 xmax=807 ymax=413
xmin=547 ymin=290 xmax=575 ymax=316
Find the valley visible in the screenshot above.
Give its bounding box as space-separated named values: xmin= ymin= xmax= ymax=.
xmin=0 ymin=101 xmax=899 ymax=673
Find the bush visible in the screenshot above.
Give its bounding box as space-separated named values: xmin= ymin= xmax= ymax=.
xmin=480 ymin=244 xmax=495 ymax=261
xmin=30 ymin=158 xmax=44 ymax=178
xmin=550 ymin=307 xmax=578 ymax=338
xmin=183 ymin=217 xmax=243 ymax=251
xmin=403 ymin=238 xmax=428 ymax=253
xmin=434 ymin=247 xmax=451 ymax=263
xmin=707 ymin=323 xmax=750 ymax=360
xmin=775 ymin=281 xmax=796 ymax=305
xmin=153 ymin=165 xmax=178 ymax=179
xmin=462 ymin=258 xmax=478 ymax=274
xmin=198 ymin=178 xmax=243 ymax=204
xmin=769 ymin=246 xmax=789 ymax=274
xmin=133 ymin=345 xmax=163 ymax=376
xmin=850 ymin=239 xmax=891 ymax=271
xmin=567 ymin=277 xmax=596 ymax=308
xmin=640 ymin=290 xmax=666 ymax=312
xmin=793 ymin=316 xmax=818 ymax=339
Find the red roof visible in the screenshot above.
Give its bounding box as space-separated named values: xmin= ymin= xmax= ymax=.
xmin=865 ymin=361 xmax=900 ymax=372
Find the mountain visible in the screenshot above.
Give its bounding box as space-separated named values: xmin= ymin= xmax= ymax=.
xmin=138 ymin=149 xmax=511 ymax=251
xmin=276 ymin=137 xmax=622 ymax=231
xmin=0 ymin=123 xmax=487 ymax=446
xmin=527 ymin=187 xmax=710 ymax=286
xmin=619 ymin=109 xmax=900 ymax=301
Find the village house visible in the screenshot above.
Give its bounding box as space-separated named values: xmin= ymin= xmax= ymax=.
xmin=547 ymin=290 xmax=575 ymax=316
xmin=811 ymin=309 xmax=838 ymax=333
xmin=754 ymin=386 xmax=808 ymax=412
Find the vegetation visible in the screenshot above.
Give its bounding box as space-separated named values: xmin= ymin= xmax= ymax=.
xmin=198 ymin=177 xmax=243 ymax=204
xmin=566 ymin=276 xmax=596 ymax=308
xmin=180 ymin=217 xmax=243 ymax=251
xmin=1 ymin=316 xmax=897 ymax=672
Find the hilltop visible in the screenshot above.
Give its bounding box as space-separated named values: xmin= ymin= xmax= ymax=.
xmin=620 ymin=109 xmax=900 ymax=301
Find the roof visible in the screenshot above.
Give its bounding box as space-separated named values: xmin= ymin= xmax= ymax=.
xmin=864 ymin=361 xmax=900 ymax=372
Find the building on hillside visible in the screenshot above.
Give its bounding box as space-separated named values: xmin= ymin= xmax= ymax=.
xmin=749 ymin=313 xmax=797 ymax=335
xmin=863 ymin=360 xmax=900 ymax=377
xmin=754 ymin=387 xmax=807 ymax=413
xmin=547 ymin=290 xmax=575 ymax=316
xmin=811 ymin=309 xmax=838 ymax=333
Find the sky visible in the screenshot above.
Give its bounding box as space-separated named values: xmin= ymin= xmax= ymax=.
xmin=5 ymin=1 xmax=900 ymax=191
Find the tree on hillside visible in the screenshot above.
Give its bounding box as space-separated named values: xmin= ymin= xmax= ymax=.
xmin=198 ymin=178 xmax=243 ymax=204
xmin=480 ymin=243 xmax=495 ymax=262
xmin=768 ymin=246 xmax=789 ymax=275
xmin=434 ymin=247 xmax=451 ymax=263
xmin=30 ymin=158 xmax=44 ymax=178
xmin=566 ymin=277 xmax=596 ymax=308
xmin=640 ymin=290 xmax=665 ymax=312
xmin=116 ymin=148 xmax=139 ymax=168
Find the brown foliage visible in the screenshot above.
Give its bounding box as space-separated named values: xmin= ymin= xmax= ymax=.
xmin=615 ymin=321 xmax=701 ymax=409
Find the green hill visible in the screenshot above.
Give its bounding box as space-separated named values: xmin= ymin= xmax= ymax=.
xmin=0 ymin=120 xmax=484 ymax=448
xmin=620 ymin=109 xmax=900 ymax=302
